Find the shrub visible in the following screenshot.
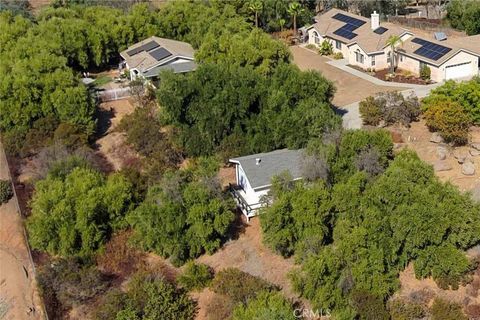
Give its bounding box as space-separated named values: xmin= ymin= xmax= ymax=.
xmin=350 ymin=289 xmax=389 ymax=320
xmin=355 ymin=146 xmax=384 ymax=177
xmin=38 ymin=258 xmax=110 ymax=318
xmin=177 ymin=261 xmax=214 ymax=291
xmin=430 ymin=298 xmax=467 ymax=320
xmin=93 ymin=270 xmax=196 ymax=320
xmin=333 ymin=52 xmax=343 ymax=59
xmin=305 ymin=44 xmax=317 ymax=50
xmin=388 ymin=298 xmax=426 ymax=320
xmin=420 ymin=64 xmax=431 ymax=81
xmin=423 ymin=100 xmax=471 ymax=144
xmin=0 ymin=179 xmax=13 ymax=204
xmin=232 ymin=291 xmax=296 ymax=320
xmin=318 ymin=39 xmax=333 ymax=55
xmin=210 ymin=268 xmax=278 ymax=305
xmin=359 ymin=96 xmax=382 ymax=126
xmin=359 ymin=92 xmax=420 ymax=127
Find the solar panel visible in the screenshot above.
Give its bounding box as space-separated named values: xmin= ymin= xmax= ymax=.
xmin=149 ymin=47 xmax=172 ymax=61
xmin=342 ymin=24 xmax=358 ymax=31
xmin=411 ymin=37 xmax=452 ymax=61
xmin=374 ymin=26 xmax=388 ymax=34
xmin=126 ymin=41 xmax=160 ymax=56
xmin=333 ymin=28 xmax=357 ymax=40
xmin=332 ymin=13 xmax=366 ymax=28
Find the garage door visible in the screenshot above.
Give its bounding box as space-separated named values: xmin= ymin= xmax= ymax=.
xmin=445 ymin=62 xmax=471 ymax=80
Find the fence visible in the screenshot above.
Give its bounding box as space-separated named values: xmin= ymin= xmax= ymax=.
xmin=387 ymin=16 xmax=455 ymax=35
xmin=97 ymin=87 xmax=131 ymax=102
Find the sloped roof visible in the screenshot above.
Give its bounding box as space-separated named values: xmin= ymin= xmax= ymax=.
xmin=230 ymin=149 xmax=303 ymax=189
xmin=399 ymin=34 xmax=480 ymax=66
xmin=120 ymin=36 xmax=195 ymax=73
xmin=309 ymin=8 xmax=410 ymax=53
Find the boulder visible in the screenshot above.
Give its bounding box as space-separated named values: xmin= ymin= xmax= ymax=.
xmin=436 ymin=146 xmax=448 ymax=160
xmin=470 ymin=148 xmax=480 ymax=157
xmin=453 ymin=149 xmax=468 ymax=164
xmin=433 ymin=160 xmax=452 ymax=172
xmin=430 ymin=132 xmax=444 ymax=143
xmin=462 ymin=162 xmax=476 ymax=176
xmin=471 ymin=143 xmax=480 ymax=151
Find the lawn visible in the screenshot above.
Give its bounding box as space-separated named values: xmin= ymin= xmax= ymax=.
xmin=93 ymin=75 xmax=113 ymax=87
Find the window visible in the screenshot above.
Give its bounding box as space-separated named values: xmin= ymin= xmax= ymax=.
xmin=355 ymin=50 xmax=364 ymax=64
xmin=371 ymin=55 xmax=376 ymax=66
xmin=313 ymin=31 xmax=320 ymax=44
xmin=419 ymin=61 xmax=427 ymax=70
xmin=335 ymin=40 xmax=341 ymax=50
xmin=387 ymin=51 xmax=391 ymax=64
xmin=399 ymin=54 xmax=403 ymax=62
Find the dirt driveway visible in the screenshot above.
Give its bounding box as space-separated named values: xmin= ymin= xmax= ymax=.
xmin=291 ymin=46 xmax=404 ymax=107
xmin=0 ymin=142 xmax=43 ymax=320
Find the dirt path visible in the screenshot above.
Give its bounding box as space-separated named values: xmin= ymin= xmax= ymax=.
xmin=0 ymin=141 xmax=43 ymax=320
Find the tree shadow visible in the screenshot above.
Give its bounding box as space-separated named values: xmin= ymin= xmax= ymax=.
xmin=225 ymin=208 xmax=249 ymax=242
xmin=332 ymin=104 xmax=348 ymax=116
xmin=94 ymin=106 xmax=115 ymax=139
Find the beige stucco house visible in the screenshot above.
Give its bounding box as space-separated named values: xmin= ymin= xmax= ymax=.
xmin=306 ymin=9 xmax=480 ymax=82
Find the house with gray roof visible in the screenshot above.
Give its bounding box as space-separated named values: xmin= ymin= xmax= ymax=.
xmin=120 ymin=36 xmax=197 ymax=81
xmin=306 ymin=8 xmax=480 ymax=82
xmin=229 ymin=149 xmax=303 ymax=220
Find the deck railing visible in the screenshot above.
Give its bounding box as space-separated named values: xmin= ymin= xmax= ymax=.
xmin=228 ymin=184 xmax=262 ymax=218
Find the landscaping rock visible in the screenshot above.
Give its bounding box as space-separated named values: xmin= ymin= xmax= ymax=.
xmin=453 ymin=149 xmax=468 ymax=164
xmin=461 ymin=162 xmax=476 ymax=176
xmin=471 ymin=143 xmax=480 ymax=151
xmin=433 ymin=160 xmax=452 ymax=172
xmin=470 ymin=148 xmax=480 ymax=157
xmin=430 ymin=132 xmax=444 ymax=143
xmin=436 ymin=146 xmax=448 ymax=160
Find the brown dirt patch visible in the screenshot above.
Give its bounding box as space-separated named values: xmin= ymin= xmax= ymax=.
xmin=291 ymin=46 xmax=404 ymax=107
xmin=0 ymin=142 xmax=44 ymax=320
xmin=95 ymin=99 xmax=139 ymax=171
xmin=195 ymin=217 xmax=305 ymax=314
xmin=391 ymin=121 xmax=480 ymax=192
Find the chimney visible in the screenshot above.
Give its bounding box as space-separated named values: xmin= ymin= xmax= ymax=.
xmin=371 ymin=11 xmax=380 ymax=30
xmin=255 ymin=158 xmax=261 ymax=165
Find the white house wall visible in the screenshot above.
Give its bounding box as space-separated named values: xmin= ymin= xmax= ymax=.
xmin=236 ymin=165 xmax=262 ymax=205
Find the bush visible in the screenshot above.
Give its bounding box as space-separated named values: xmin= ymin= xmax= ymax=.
xmin=388 ymin=298 xmax=426 ymax=320
xmin=430 ymin=298 xmax=467 ymax=320
xmin=333 ymin=52 xmax=343 ymax=59
xmin=177 ymin=261 xmax=214 ymax=291
xmin=232 ymin=291 xmax=296 ymax=320
xmin=210 ymin=268 xmax=278 ymax=305
xmin=423 ymin=100 xmax=471 ymax=145
xmin=350 ymin=289 xmax=389 ymax=320
xmin=93 ymin=270 xmax=197 ymax=320
xmin=38 ymin=258 xmax=110 ymax=318
xmin=420 ymin=64 xmax=431 ymax=81
xmin=359 ymin=96 xmax=382 ymax=126
xmin=359 ymin=92 xmax=420 ymax=127
xmin=0 ymin=179 xmax=13 ymax=204
xmin=318 ymin=39 xmax=333 ymax=55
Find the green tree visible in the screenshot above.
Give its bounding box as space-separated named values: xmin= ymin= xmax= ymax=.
xmin=287 ymin=2 xmax=304 ymax=38
xmin=27 ymin=166 xmax=133 ymax=257
xmin=248 ymin=1 xmax=263 ymax=28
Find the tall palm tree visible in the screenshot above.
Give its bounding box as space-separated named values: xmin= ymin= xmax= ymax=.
xmin=249 ymin=1 xmax=263 ymax=28
xmin=385 ymin=35 xmax=403 ymax=75
xmin=287 ymin=2 xmax=305 ymax=38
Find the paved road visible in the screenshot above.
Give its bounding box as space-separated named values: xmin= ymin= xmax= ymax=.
xmin=0 ymin=141 xmax=43 ymax=320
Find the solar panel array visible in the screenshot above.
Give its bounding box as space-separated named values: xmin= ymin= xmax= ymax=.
xmin=331 ymin=13 xmax=366 ymax=40
xmin=149 ymin=47 xmax=172 ymax=61
xmin=411 ymin=38 xmax=452 ymax=61
xmin=126 ymin=41 xmax=160 ymax=56
xmin=374 ymin=26 xmax=388 ymax=35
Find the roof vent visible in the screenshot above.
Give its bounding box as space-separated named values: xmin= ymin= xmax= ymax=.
xmin=434 ymin=32 xmax=447 ymax=41
xmin=256 ymin=158 xmax=261 ymax=165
